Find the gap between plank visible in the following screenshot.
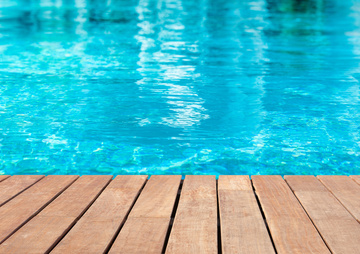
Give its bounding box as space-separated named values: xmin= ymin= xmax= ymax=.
xmin=0 ymin=176 xmax=45 ymax=208
xmin=317 ymin=177 xmax=360 ymax=224
xmin=103 ymin=178 xmax=149 ymax=254
xmin=0 ymin=176 xmax=79 ymax=244
xmin=46 ymin=177 xmax=115 ymax=254
xmin=162 ymin=179 xmax=184 ymax=254
xmin=216 ymin=179 xmax=222 ymax=254
xmin=250 ymin=179 xmax=278 ymax=254
xmin=283 ymin=178 xmax=332 ymax=253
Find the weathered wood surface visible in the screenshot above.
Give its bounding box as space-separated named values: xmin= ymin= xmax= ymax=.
xmin=218 ymin=175 xmax=275 ymax=254
xmin=0 ymin=175 xmax=10 ymax=183
xmin=109 ymin=217 xmax=170 ymax=254
xmin=0 ymin=175 xmax=78 ymax=244
xmin=126 ymin=175 xmax=181 ymax=218
xmin=252 ymin=175 xmax=330 ymax=254
xmin=51 ymin=175 xmax=147 ymax=254
xmin=286 ymin=175 xmax=360 ymax=254
xmin=109 ymin=175 xmax=181 ymax=254
xmin=0 ymin=175 xmax=111 ymax=254
xmin=0 ymin=175 xmax=359 ymax=254
xmin=318 ymin=175 xmax=360 ymax=222
xmin=350 ymin=175 xmax=360 ymax=185
xmin=166 ymin=175 xmax=218 ymax=254
xmin=0 ymin=175 xmax=44 ymax=206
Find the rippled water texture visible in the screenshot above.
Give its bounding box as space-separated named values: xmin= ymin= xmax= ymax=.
xmin=1 ymin=0 xmax=360 ymax=175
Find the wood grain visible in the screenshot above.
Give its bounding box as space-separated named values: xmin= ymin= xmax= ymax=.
xmin=350 ymin=175 xmax=360 ymax=185
xmin=317 ymin=176 xmax=360 ymax=222
xmin=218 ymin=175 xmax=275 ymax=254
xmin=0 ymin=175 xmax=78 ymax=244
xmin=252 ymin=175 xmax=329 ymax=254
xmin=0 ymin=175 xmax=112 ymax=254
xmin=166 ymin=175 xmax=217 ymax=254
xmin=286 ymin=175 xmax=360 ymax=254
xmin=0 ymin=175 xmax=10 ymax=183
xmin=109 ymin=217 xmax=170 ymax=254
xmin=128 ymin=175 xmax=181 ymax=218
xmin=0 ymin=175 xmax=44 ymax=206
xmin=109 ymin=175 xmax=181 ymax=254
xmin=51 ymin=175 xmax=147 ymax=254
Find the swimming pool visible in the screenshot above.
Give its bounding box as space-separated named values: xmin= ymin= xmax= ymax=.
xmin=1 ymin=0 xmax=360 ymax=176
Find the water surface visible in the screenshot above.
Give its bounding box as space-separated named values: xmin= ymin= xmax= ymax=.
xmin=1 ymin=0 xmax=360 ymax=175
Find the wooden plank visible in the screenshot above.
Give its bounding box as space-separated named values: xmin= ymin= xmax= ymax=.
xmin=218 ymin=176 xmax=275 ymax=254
xmin=51 ymin=175 xmax=147 ymax=254
xmin=0 ymin=175 xmax=112 ymax=254
xmin=0 ymin=175 xmax=10 ymax=183
xmin=286 ymin=175 xmax=360 ymax=254
xmin=350 ymin=175 xmax=360 ymax=185
xmin=109 ymin=175 xmax=181 ymax=254
xmin=109 ymin=217 xmax=170 ymax=254
xmin=166 ymin=175 xmax=217 ymax=254
xmin=318 ymin=176 xmax=360 ymax=222
xmin=0 ymin=175 xmax=45 ymax=206
xmin=127 ymin=175 xmax=181 ymax=218
xmin=252 ymin=175 xmax=329 ymax=254
xmin=0 ymin=175 xmax=78 ymax=244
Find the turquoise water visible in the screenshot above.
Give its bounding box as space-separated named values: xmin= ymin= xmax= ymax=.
xmin=1 ymin=0 xmax=360 ymax=176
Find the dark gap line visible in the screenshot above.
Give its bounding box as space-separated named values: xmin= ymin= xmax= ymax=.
xmin=0 ymin=175 xmax=11 ymax=183
xmin=162 ymin=179 xmax=184 ymax=254
xmin=350 ymin=176 xmax=360 ymax=186
xmin=317 ymin=177 xmax=360 ymax=224
xmin=0 ymin=175 xmax=45 ymax=208
xmin=216 ymin=179 xmax=222 ymax=254
xmin=46 ymin=176 xmax=114 ymax=253
xmin=103 ymin=178 xmax=148 ymax=254
xmin=283 ymin=178 xmax=332 ymax=253
xmin=251 ymin=179 xmax=278 ymax=254
xmin=0 ymin=176 xmax=79 ymax=245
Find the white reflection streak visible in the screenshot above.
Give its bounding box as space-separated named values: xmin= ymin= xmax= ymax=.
xmin=75 ymin=0 xmax=88 ymax=37
xmin=237 ymin=0 xmax=267 ymax=149
xmin=135 ymin=0 xmax=208 ymax=128
xmin=249 ymin=1 xmax=272 ymax=152
xmin=55 ymin=0 xmax=62 ymax=8
xmin=344 ymin=1 xmax=360 ymax=146
xmin=75 ymin=0 xmax=86 ymax=8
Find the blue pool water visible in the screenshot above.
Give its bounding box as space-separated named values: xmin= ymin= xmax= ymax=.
xmin=1 ymin=0 xmax=360 ymax=176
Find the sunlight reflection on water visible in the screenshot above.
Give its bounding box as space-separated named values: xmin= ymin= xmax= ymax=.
xmin=0 ymin=0 xmax=360 ymax=175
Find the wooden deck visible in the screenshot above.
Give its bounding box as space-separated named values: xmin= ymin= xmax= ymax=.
xmin=0 ymin=175 xmax=359 ymax=253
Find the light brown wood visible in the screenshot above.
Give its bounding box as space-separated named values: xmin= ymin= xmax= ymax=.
xmin=166 ymin=175 xmax=217 ymax=254
xmin=0 ymin=174 xmax=357 ymax=254
xmin=317 ymin=176 xmax=360 ymax=222
xmin=252 ymin=175 xmax=329 ymax=254
xmin=0 ymin=175 xmax=112 ymax=254
xmin=109 ymin=217 xmax=170 ymax=254
xmin=128 ymin=175 xmax=181 ymax=218
xmin=51 ymin=175 xmax=147 ymax=254
xmin=0 ymin=175 xmax=10 ymax=183
xmin=0 ymin=175 xmax=78 ymax=244
xmin=218 ymin=175 xmax=274 ymax=254
xmin=109 ymin=175 xmax=181 ymax=254
xmin=350 ymin=175 xmax=360 ymax=185
xmin=0 ymin=175 xmax=44 ymax=206
xmin=286 ymin=175 xmax=360 ymax=254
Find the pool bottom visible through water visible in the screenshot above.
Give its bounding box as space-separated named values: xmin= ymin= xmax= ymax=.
xmin=0 ymin=0 xmax=360 ymax=176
